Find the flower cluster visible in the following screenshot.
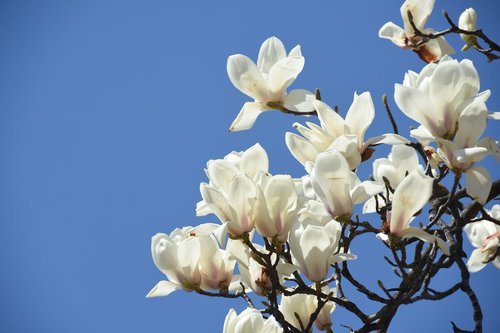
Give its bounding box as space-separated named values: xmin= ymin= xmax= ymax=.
xmin=148 ymin=5 xmax=499 ymax=332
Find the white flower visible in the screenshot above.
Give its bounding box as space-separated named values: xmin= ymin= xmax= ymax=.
xmin=224 ymin=308 xmax=282 ymax=333
xmin=286 ymin=92 xmax=408 ymax=170
xmin=228 ymin=239 xmax=295 ymax=296
xmin=378 ymin=169 xmax=450 ymax=255
xmin=308 ymin=150 xmax=383 ymax=219
xmin=436 ymin=95 xmax=492 ymax=204
xmin=364 ymin=145 xmax=423 ymax=213
xmin=227 ymin=36 xmax=315 ymax=131
xmin=379 ymin=0 xmax=454 ymax=62
xmin=200 ymin=172 xmax=259 ymax=237
xmin=395 ymin=56 xmax=490 ymax=144
xmin=289 ymin=218 xmax=355 ymax=282
xmin=464 ymin=205 xmax=500 ymax=272
xmin=147 ymin=224 xmax=237 ymax=297
xmin=197 ymin=143 xmax=269 ymax=217
xmin=459 ymin=8 xmax=477 ymax=51
xmin=279 ymin=286 xmax=336 ymax=332
xmin=253 ymin=174 xmax=299 ymax=242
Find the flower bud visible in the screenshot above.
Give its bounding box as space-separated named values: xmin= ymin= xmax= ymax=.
xmin=459 ymin=8 xmax=477 ymax=51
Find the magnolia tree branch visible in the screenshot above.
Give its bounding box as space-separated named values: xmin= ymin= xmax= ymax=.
xmin=407 ymin=10 xmax=500 ymax=62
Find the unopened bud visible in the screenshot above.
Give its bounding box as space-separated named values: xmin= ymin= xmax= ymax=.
xmin=459 ymin=8 xmax=477 ymax=51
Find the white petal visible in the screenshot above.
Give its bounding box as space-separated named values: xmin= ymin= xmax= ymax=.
xmin=390 ymin=170 xmax=433 ymax=235
xmin=394 ymin=84 xmax=445 ymax=137
xmin=257 ymin=36 xmax=286 ymax=74
xmin=227 ymin=54 xmax=270 ymax=101
xmin=146 ymin=280 xmax=182 ymax=298
xmin=314 ymin=100 xmax=345 ymax=137
xmin=229 ymin=102 xmax=268 ymax=132
xmin=200 ymin=184 xmax=232 ymax=223
xmin=285 ymin=132 xmax=320 ymax=165
xmin=364 ymin=133 xmax=410 ymax=146
xmin=268 ymin=56 xmax=304 ymax=95
xmin=240 ymin=143 xmax=269 ymax=178
xmin=466 ymin=249 xmax=488 ymax=273
xmin=378 ymin=22 xmax=406 ymax=47
xmin=207 ymin=160 xmax=239 ymax=192
xmin=344 ymin=91 xmax=375 ymax=143
xmin=223 ymin=309 xmax=238 ymax=333
xmin=351 ymin=181 xmax=384 ymax=206
xmin=465 ymin=167 xmax=492 ymax=205
xmin=401 ymin=0 xmax=435 ymax=33
xmin=284 ymin=89 xmax=316 ymax=112
xmin=399 ymin=227 xmax=450 ymax=256
xmin=454 ymin=98 xmax=488 ymax=148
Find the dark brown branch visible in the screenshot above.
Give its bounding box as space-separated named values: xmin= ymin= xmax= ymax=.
xmin=381 ymin=94 xmax=398 ymax=134
xmin=407 ymin=10 xmax=500 ymax=62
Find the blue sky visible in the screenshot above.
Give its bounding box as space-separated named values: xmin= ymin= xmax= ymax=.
xmin=1 ymin=0 xmax=499 ymax=332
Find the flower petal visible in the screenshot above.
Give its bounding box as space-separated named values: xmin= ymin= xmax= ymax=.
xmin=229 ymin=102 xmax=268 ymax=132
xmin=314 ymin=100 xmax=345 ymax=137
xmin=466 ymin=166 xmax=492 ymax=205
xmin=257 ymin=36 xmax=286 ymax=74
xmin=285 ymin=132 xmax=320 ymax=166
xmin=390 ymin=169 xmax=433 ymax=235
xmin=284 ymin=89 xmax=316 ymax=112
xmin=466 ymin=248 xmax=488 ymax=273
xmin=146 ymin=280 xmax=182 ymax=298
xmin=240 ymin=143 xmax=269 ymax=178
xmin=378 ymin=22 xmax=406 ymax=47
xmin=401 ymin=0 xmax=435 ymax=33
xmin=268 ymin=56 xmax=304 ymax=95
xmin=399 ymin=227 xmax=450 ymax=255
xmin=227 ymin=54 xmax=269 ymax=101
xmin=344 ymin=91 xmax=375 ymax=143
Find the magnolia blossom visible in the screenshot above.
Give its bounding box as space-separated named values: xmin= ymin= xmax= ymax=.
xmin=395 ymin=56 xmax=490 ymax=144
xmin=378 ymin=169 xmax=450 ymax=255
xmin=197 ymin=143 xmax=269 ymax=216
xmin=147 ymin=224 xmax=237 ymax=297
xmin=289 ymin=218 xmax=355 ymax=282
xmin=459 ymin=8 xmax=477 ymax=51
xmin=464 ymin=205 xmax=500 ymax=272
xmin=224 ymin=308 xmax=282 ymax=333
xmin=286 ymin=92 xmax=408 ymax=170
xmin=279 ymin=286 xmax=336 ymax=332
xmin=227 ymin=36 xmax=315 ymax=131
xmin=436 ymin=95 xmax=492 ymax=204
xmin=308 ymin=150 xmax=383 ymax=219
xmin=252 ymin=174 xmax=300 ymax=242
xmin=379 ymin=0 xmax=454 ymax=62
xmin=364 ymin=145 xmax=423 ymax=213
xmin=200 ymin=172 xmax=259 ymax=237
xmin=228 ymin=239 xmax=295 ymax=296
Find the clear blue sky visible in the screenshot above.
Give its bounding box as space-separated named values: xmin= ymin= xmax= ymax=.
xmin=1 ymin=0 xmax=498 ymax=332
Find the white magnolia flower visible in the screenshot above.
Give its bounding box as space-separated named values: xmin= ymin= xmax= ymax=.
xmin=308 ymin=150 xmax=383 ymax=219
xmin=436 ymin=96 xmax=493 ymax=204
xmin=395 ymin=56 xmax=490 ymax=144
xmin=464 ymin=205 xmax=500 ymax=272
xmin=228 ymin=239 xmax=295 ymax=296
xmin=147 ymin=224 xmax=237 ymax=297
xmin=286 ymin=92 xmax=408 ymax=170
xmin=289 ymin=218 xmax=355 ymax=282
xmin=378 ymin=169 xmax=450 ymax=255
xmin=379 ymin=0 xmax=454 ymax=62
xmin=364 ymin=145 xmax=423 ymax=213
xmin=227 ymin=36 xmax=315 ymax=131
xmin=279 ymin=286 xmax=336 ymax=332
xmin=459 ymin=8 xmax=477 ymax=51
xmin=200 ymin=172 xmax=259 ymax=237
xmin=197 ymin=143 xmax=269 ymax=217
xmin=253 ymin=174 xmax=300 ymax=242
xmin=224 ymin=308 xmax=282 ymax=333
